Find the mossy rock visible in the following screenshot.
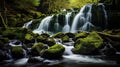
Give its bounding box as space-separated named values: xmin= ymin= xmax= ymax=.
xmin=74 ymin=31 xmax=88 ymax=41
xmin=73 ymin=31 xmax=103 ymax=55
xmin=46 ymin=37 xmax=56 ymax=47
xmin=62 ymin=35 xmax=69 ymax=42
xmin=31 ymin=42 xmax=46 ymax=56
xmin=27 ymin=57 xmax=44 ymax=63
xmin=65 ymin=32 xmax=75 ymax=38
xmin=24 ymin=34 xmax=35 ymax=44
xmin=11 ymin=46 xmax=25 ymax=59
xmin=52 ymin=32 xmax=65 ymax=38
xmin=37 ymin=35 xmax=47 ymax=43
xmin=41 ymin=33 xmax=50 ymax=38
xmin=41 ymin=44 xmax=65 ymax=59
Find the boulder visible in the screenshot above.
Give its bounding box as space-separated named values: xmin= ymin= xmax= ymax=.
xmin=52 ymin=32 xmax=65 ymax=38
xmin=27 ymin=57 xmax=44 ymax=63
xmin=31 ymin=42 xmax=47 ymax=56
xmin=41 ymin=44 xmax=65 ymax=59
xmin=11 ymin=46 xmax=25 ymax=59
xmin=62 ymin=35 xmax=69 ymax=42
xmin=72 ymin=31 xmax=103 ymax=55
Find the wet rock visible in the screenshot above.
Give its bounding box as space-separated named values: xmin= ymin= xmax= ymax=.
xmin=31 ymin=42 xmax=47 ymax=56
xmin=27 ymin=57 xmax=44 ymax=63
xmin=73 ymin=31 xmax=103 ymax=55
xmin=11 ymin=46 xmax=25 ymax=59
xmin=52 ymin=32 xmax=65 ymax=38
xmin=65 ymin=32 xmax=75 ymax=38
xmin=41 ymin=44 xmax=65 ymax=59
xmin=62 ymin=35 xmax=70 ymax=42
xmin=0 ymin=50 xmax=11 ymax=61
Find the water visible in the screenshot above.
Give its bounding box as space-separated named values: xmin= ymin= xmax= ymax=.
xmin=33 ymin=16 xmax=53 ymax=34
xmin=62 ymin=12 xmax=71 ymax=32
xmin=23 ymin=20 xmax=32 ymax=29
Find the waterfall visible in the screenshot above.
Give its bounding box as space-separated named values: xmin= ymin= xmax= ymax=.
xmin=23 ymin=3 xmax=108 ymax=34
xmin=62 ymin=12 xmax=71 ymax=32
xmin=71 ymin=4 xmax=94 ymax=33
xmin=33 ymin=16 xmax=53 ymax=34
xmin=23 ymin=20 xmax=32 ymax=29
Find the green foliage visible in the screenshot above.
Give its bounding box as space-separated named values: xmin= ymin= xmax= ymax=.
xmin=69 ymin=0 xmax=99 ymax=8
xmin=10 ymin=0 xmax=40 ymax=9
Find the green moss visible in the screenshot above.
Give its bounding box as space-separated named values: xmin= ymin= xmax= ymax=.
xmin=73 ymin=31 xmax=103 ymax=54
xmin=37 ymin=35 xmax=47 ymax=43
xmin=31 ymin=42 xmax=45 ymax=56
xmin=11 ymin=46 xmax=24 ymax=59
xmin=41 ymin=44 xmax=65 ymax=59
xmin=52 ymin=32 xmax=64 ymax=38
xmin=25 ymin=34 xmax=34 ymax=40
xmin=32 ymin=42 xmax=44 ymax=53
xmin=65 ymin=32 xmax=75 ymax=38
xmin=74 ymin=31 xmax=88 ymax=41
xmin=46 ymin=37 xmax=56 ymax=46
xmin=62 ymin=35 xmax=69 ymax=42
xmin=46 ymin=44 xmax=65 ymax=53
xmin=41 ymin=33 xmax=50 ymax=38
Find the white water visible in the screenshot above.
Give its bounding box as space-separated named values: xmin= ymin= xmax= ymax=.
xmin=23 ymin=20 xmax=32 ymax=29
xmin=33 ymin=16 xmax=53 ymax=34
xmin=71 ymin=4 xmax=94 ymax=33
xmin=62 ymin=12 xmax=71 ymax=32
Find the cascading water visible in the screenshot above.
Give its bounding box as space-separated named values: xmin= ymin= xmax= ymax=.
xmin=23 ymin=3 xmax=108 ymax=34
xmin=71 ymin=4 xmax=94 ymax=33
xmin=23 ymin=20 xmax=32 ymax=29
xmin=62 ymin=12 xmax=71 ymax=32
xmin=33 ymin=16 xmax=53 ymax=34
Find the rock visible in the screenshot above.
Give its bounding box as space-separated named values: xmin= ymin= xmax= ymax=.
xmin=24 ymin=34 xmax=35 ymax=44
xmin=62 ymin=35 xmax=69 ymax=42
xmin=73 ymin=31 xmax=88 ymax=41
xmin=46 ymin=37 xmax=56 ymax=47
xmin=41 ymin=33 xmax=50 ymax=38
xmin=52 ymin=32 xmax=65 ymax=38
xmin=37 ymin=35 xmax=47 ymax=43
xmin=11 ymin=46 xmax=25 ymax=59
xmin=41 ymin=44 xmax=65 ymax=59
xmin=0 ymin=50 xmax=11 ymax=61
xmin=31 ymin=42 xmax=47 ymax=56
xmin=102 ymin=47 xmax=116 ymax=56
xmin=27 ymin=57 xmax=44 ymax=63
xmin=72 ymin=31 xmax=103 ymax=55
xmin=65 ymin=32 xmax=75 ymax=38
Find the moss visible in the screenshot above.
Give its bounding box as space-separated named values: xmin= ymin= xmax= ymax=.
xmin=73 ymin=31 xmax=103 ymax=55
xmin=41 ymin=44 xmax=65 ymax=59
xmin=46 ymin=37 xmax=56 ymax=46
xmin=25 ymin=34 xmax=34 ymax=40
xmin=11 ymin=46 xmax=24 ymax=59
xmin=65 ymin=32 xmax=75 ymax=38
xmin=52 ymin=32 xmax=65 ymax=38
xmin=74 ymin=31 xmax=88 ymax=41
xmin=31 ymin=42 xmax=45 ymax=56
xmin=37 ymin=35 xmax=47 ymax=43
xmin=41 ymin=33 xmax=50 ymax=38
xmin=62 ymin=35 xmax=69 ymax=42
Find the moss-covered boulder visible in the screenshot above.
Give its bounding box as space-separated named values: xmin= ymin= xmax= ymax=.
xmin=62 ymin=35 xmax=69 ymax=42
xmin=11 ymin=46 xmax=25 ymax=59
xmin=41 ymin=33 xmax=50 ymax=38
xmin=24 ymin=34 xmax=35 ymax=44
xmin=41 ymin=44 xmax=65 ymax=59
xmin=37 ymin=35 xmax=47 ymax=43
xmin=74 ymin=31 xmax=88 ymax=41
xmin=102 ymin=48 xmax=116 ymax=56
xmin=46 ymin=37 xmax=56 ymax=47
xmin=72 ymin=32 xmax=103 ymax=55
xmin=52 ymin=32 xmax=65 ymax=38
xmin=31 ymin=42 xmax=46 ymax=56
xmin=65 ymin=32 xmax=75 ymax=38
